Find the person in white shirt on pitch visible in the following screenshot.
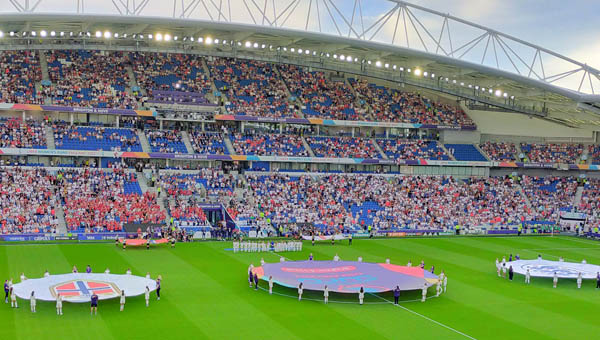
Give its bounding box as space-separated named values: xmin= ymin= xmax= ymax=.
xmin=333 ymin=254 xmax=340 ymax=262
xmin=119 ymin=290 xmax=126 ymax=311
xmin=358 ymin=287 xmax=364 ymax=305
xmin=421 ymin=283 xmax=428 ymax=302
xmin=298 ymin=283 xmax=303 ymax=301
xmin=553 ymin=272 xmax=558 ymax=288
xmin=260 ymin=258 xmax=265 ymax=266
xmin=145 ymin=286 xmax=150 ymax=307
xmin=582 ymin=259 xmax=587 ymax=264
xmin=9 ymin=287 xmax=17 ymax=308
xmin=56 ymin=294 xmax=63 ymax=315
xmin=268 ymin=276 xmax=273 ymax=294
xmin=577 ymin=272 xmax=582 ymax=289
xmin=44 ymin=270 xmax=50 ymax=278
xmin=443 ymin=275 xmax=448 ymax=293
xmin=407 ymin=260 xmax=412 ymax=267
xmin=126 ymin=268 xmax=132 ymax=275
xmin=146 ymin=272 xmax=151 ymax=279
xmin=496 ymin=258 xmax=501 ymax=277
xmin=105 ymin=268 xmax=110 ymax=274
xmin=20 ymin=273 xmax=27 ymax=282
xmin=357 ymin=256 xmax=363 ymax=262
xmin=30 ymin=291 xmax=36 ymax=313
xmin=436 ymin=279 xmax=442 ymax=297
xmin=280 ymin=257 xmax=285 ymax=262
xmin=525 ymin=268 xmax=531 ymax=284
xmin=324 ymin=285 xmax=329 ymax=304
xmin=385 ymin=258 xmax=390 ymax=264
xmin=502 ymin=263 xmax=507 ymax=278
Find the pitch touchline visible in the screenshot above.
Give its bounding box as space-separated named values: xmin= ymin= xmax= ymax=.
xmin=369 ymin=293 xmax=478 ymax=340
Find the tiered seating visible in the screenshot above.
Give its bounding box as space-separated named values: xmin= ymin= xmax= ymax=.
xmin=0 ymin=119 xmax=47 ymax=149
xmin=60 ymin=169 xmax=164 ymax=232
xmin=480 ymin=142 xmax=518 ymax=161
xmin=0 ymin=50 xmax=43 ymax=104
xmin=349 ymin=78 xmax=474 ymax=125
xmin=147 ymin=90 xmax=211 ymax=105
xmin=521 ymin=176 xmax=578 ymax=220
xmin=168 ymin=197 xmax=209 ymax=227
xmin=578 ymin=179 xmax=600 ymax=229
xmin=279 ymin=64 xmax=361 ymax=120
xmin=131 ymin=52 xmax=211 ymax=99
xmin=159 ymin=169 xmax=235 ymax=197
xmin=445 ymin=144 xmax=487 ymax=161
xmin=207 ymin=57 xmax=295 ymax=118
xmin=46 ymin=50 xmax=138 ymax=108
xmin=520 ymin=143 xmax=583 ymax=163
xmin=306 ymin=136 xmax=380 ymax=159
xmin=0 ymin=168 xmax=58 ymax=234
xmin=231 ymin=133 xmax=308 ymax=156
xmin=54 ymin=125 xmax=141 ymax=151
xmin=190 ymin=131 xmax=228 ymax=155
xmin=587 ymin=145 xmax=600 ymax=164
xmin=146 ymin=130 xmax=187 ymax=153
xmin=377 ymin=139 xmax=449 ymax=160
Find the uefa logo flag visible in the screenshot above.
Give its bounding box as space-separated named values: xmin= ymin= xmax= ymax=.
xmin=52 ymin=280 xmax=120 ymax=300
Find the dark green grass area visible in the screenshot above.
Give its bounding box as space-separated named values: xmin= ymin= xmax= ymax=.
xmin=1 ymin=236 xmax=599 ymax=340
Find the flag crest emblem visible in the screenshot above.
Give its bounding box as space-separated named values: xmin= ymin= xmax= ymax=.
xmin=51 ymin=280 xmax=120 ymax=300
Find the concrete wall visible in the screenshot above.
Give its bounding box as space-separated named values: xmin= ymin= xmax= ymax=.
xmin=465 ymin=108 xmax=592 ymax=139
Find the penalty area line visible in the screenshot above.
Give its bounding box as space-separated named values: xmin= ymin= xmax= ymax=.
xmin=369 ymin=293 xmax=478 ymax=340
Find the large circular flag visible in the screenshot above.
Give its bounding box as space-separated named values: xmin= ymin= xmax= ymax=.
xmin=252 ymin=261 xmax=439 ymax=293
xmin=12 ymin=273 xmax=157 ymax=303
xmin=510 ymin=259 xmax=600 ymax=279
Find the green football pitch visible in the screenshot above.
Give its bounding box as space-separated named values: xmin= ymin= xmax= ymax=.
xmin=1 ymin=235 xmax=599 ymax=340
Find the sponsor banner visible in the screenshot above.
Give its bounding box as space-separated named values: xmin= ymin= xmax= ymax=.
xmin=214 ymin=114 xmax=475 ymax=130
xmin=387 ymin=232 xmax=407 ymax=237
xmin=123 ymin=223 xmax=164 ymax=233
xmin=351 ymin=232 xmax=370 ymax=238
xmin=0 ymin=103 xmax=156 ymax=116
xmin=438 ymin=232 xmax=454 ymax=235
xmin=54 ymin=235 xmax=78 ymax=240
xmin=1 ymin=235 xmax=54 ymax=241
xmin=77 ymin=233 xmax=125 ymax=241
xmin=560 ymin=211 xmax=587 ymax=220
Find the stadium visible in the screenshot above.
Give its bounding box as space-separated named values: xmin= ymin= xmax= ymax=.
xmin=0 ymin=0 xmax=599 ymax=339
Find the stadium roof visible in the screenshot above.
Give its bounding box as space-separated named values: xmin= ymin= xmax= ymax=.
xmin=1 ymin=0 xmax=599 ymax=128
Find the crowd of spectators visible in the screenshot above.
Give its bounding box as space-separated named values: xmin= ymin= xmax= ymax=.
xmin=350 ymin=79 xmax=474 ymax=126
xmin=279 ymin=64 xmax=363 ymax=120
xmin=578 ymin=179 xmax=600 ymax=230
xmin=480 ymin=142 xmax=518 ymax=162
xmin=60 ymin=169 xmax=165 ymax=232
xmin=587 ymin=145 xmax=600 ymax=164
xmin=520 ymin=176 xmax=578 ymax=221
xmin=377 ymin=139 xmax=449 ymax=160
xmin=53 ymin=124 xmax=140 ymax=151
xmin=306 ymin=136 xmax=380 ymax=158
xmin=131 ymin=52 xmax=211 ymax=98
xmin=0 ymin=168 xmax=59 ymax=234
xmin=231 ymin=133 xmax=308 ymax=156
xmin=190 ymin=131 xmax=228 ymax=155
xmin=168 ymin=197 xmax=209 ymax=226
xmin=45 ymin=50 xmax=138 ymax=108
xmin=146 ymin=130 xmax=188 ymax=153
xmin=0 ymin=119 xmax=47 ymax=149
xmin=520 ymin=143 xmax=584 ymax=164
xmin=0 ymin=51 xmax=43 ymax=104
xmin=207 ymin=57 xmax=295 ymax=118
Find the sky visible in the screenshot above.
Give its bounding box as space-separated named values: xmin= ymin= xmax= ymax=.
xmin=3 ymin=0 xmax=598 ymax=92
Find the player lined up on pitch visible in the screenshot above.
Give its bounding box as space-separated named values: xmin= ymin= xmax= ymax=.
xmin=4 ymin=266 xmax=163 ymax=315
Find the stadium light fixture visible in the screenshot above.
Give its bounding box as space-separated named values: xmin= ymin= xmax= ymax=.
xmin=261 ymin=44 xmax=265 ymax=48
xmin=503 ymin=92 xmax=508 ymax=98
xmin=298 ymin=49 xmax=303 ymax=54
xmin=253 ymin=42 xmax=258 ymax=48
xmin=205 ymin=37 xmax=213 ymax=45
xmin=114 ymin=33 xmax=119 ymax=38
xmin=326 ymin=53 xmax=330 ymax=57
xmin=392 ymin=65 xmax=397 ymax=70
xmin=495 ymin=89 xmax=502 ymax=97
xmin=51 ymin=31 xmax=56 ymax=37
xmin=414 ymin=68 xmax=421 ymax=76
xmin=407 ymin=68 xmax=412 ymax=73
xmin=0 ymin=31 xmax=3 ymax=38
xmin=333 ymin=54 xmax=338 ymax=59
xmin=384 ymin=63 xmax=389 ymax=68
xmin=423 ymin=71 xmax=428 ymax=77
xmin=468 ymin=84 xmax=472 ymax=88
xmin=339 ymin=54 xmax=344 ymax=60
xmin=245 ymin=41 xmax=251 ymax=48
xmin=489 ymin=88 xmax=494 ymax=94
xmin=347 ymin=56 xmax=353 ymax=62
xmin=165 ymin=34 xmax=172 ymax=42
xmin=475 ymin=85 xmax=479 ymax=90
xmin=460 ymin=82 xmax=464 ymax=86
xmin=431 ymin=73 xmax=435 ymax=78
xmin=510 ymin=95 xmax=515 ymax=99
xmin=399 ymin=67 xmax=404 ymax=71
xmin=9 ymin=31 xmax=14 ymax=37
xmin=174 ymin=36 xmax=178 ymax=41
xmin=104 ymin=31 xmax=111 ymax=39
xmin=354 ymin=57 xmax=358 ymax=62
xmin=305 ymin=50 xmax=310 ymax=55
xmin=95 ymin=31 xmax=102 ymax=38
xmin=31 ymin=31 xmax=37 ymax=37
xmin=375 ymin=61 xmax=382 ymax=67
xmin=40 ymin=30 xmax=47 ymax=37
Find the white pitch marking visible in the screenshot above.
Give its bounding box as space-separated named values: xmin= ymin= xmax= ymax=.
xmin=370 ymin=293 xmax=478 ymax=340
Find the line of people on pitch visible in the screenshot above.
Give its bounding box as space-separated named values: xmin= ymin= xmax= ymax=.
xmin=4 ymin=266 xmax=162 ymax=314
